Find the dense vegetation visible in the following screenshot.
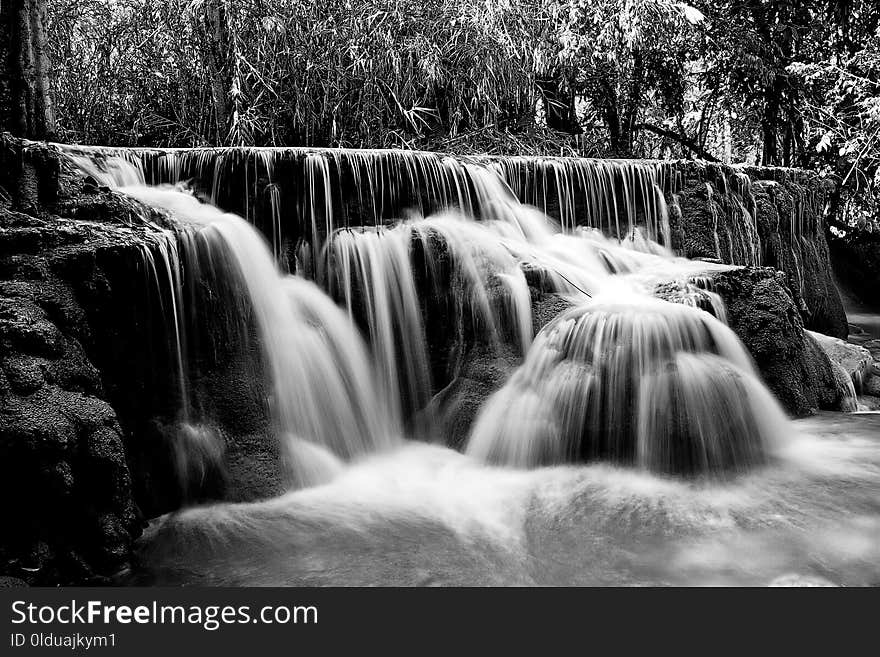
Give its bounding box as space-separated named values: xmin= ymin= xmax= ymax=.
xmin=6 ymin=1 xmax=880 ymax=233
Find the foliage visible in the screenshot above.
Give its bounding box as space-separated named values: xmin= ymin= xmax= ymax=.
xmin=41 ymin=0 xmax=880 ymax=234
xmin=788 ymin=26 xmax=880 ymax=234
xmin=547 ymin=0 xmax=706 ymax=155
xmin=47 ymin=0 xmax=547 ymax=148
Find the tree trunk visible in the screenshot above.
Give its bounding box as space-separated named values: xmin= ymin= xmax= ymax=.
xmin=196 ymin=0 xmax=232 ymax=145
xmin=761 ymin=88 xmax=780 ymax=166
xmin=536 ymin=73 xmax=580 ymax=134
xmin=620 ymin=48 xmax=645 ymax=158
xmin=0 ymin=0 xmax=55 ymax=140
xmin=605 ymin=103 xmax=625 ymax=157
xmin=0 ymin=0 xmax=57 ymax=213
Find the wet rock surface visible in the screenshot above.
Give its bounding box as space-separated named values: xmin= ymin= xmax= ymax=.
xmin=669 ymin=164 xmax=847 ymax=339
xmin=425 ymin=286 xmax=574 ymax=449
xmin=0 ymin=142 xmax=276 ymax=583
xmin=655 ymin=266 xmax=844 ymax=417
xmin=0 ymin=212 xmax=146 ymax=584
xmin=808 ymin=331 xmax=873 ymax=389
xmin=842 ymin=321 xmax=880 ymax=408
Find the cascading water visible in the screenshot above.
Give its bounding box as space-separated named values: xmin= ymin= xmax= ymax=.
xmin=54 ymin=144 xmax=823 ymax=286
xmin=313 ymin=165 xmax=723 ymax=439
xmin=55 ymin=144 xmax=681 ymax=258
xmin=58 ymin=143 xmax=787 ymax=479
xmin=68 ymin=150 xmax=403 ymax=489
xmin=51 ymin=142 xmax=880 ymax=587
xmin=322 ymin=226 xmax=434 ymax=421
xmin=485 ymin=156 xmax=672 ymax=243
xmin=466 ymin=297 xmax=787 ymax=474
xmin=139 ymin=232 xmax=190 ymax=419
xmin=121 ymin=185 xmax=401 ymax=489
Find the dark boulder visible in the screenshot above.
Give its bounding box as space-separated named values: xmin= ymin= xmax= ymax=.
xmin=656 ymin=266 xmax=844 ymax=417
xmin=426 ymin=289 xmax=574 ymax=448
xmin=0 ymin=293 xmax=138 ymax=584
xmin=427 ymin=341 xmax=521 ymax=450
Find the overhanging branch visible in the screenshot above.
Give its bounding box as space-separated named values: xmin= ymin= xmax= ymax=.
xmin=634 ymin=122 xmax=720 ymax=162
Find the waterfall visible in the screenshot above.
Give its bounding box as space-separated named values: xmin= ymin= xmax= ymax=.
xmin=322 ymin=225 xmax=434 ymax=421
xmin=53 ymin=144 xmax=679 ymax=260
xmin=486 ymin=156 xmax=671 ymax=243
xmin=466 ymin=298 xmax=787 ymax=474
xmin=139 ymin=232 xmax=189 ymax=420
xmin=122 ymin=186 xmax=401 ymax=488
xmin=56 ymin=143 xmax=798 ymax=481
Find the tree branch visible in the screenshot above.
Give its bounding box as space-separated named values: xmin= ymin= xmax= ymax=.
xmin=633 ymin=122 xmax=720 ymax=161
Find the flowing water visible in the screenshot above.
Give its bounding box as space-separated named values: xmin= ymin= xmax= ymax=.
xmin=136 ymin=413 xmax=880 ymax=586
xmin=54 ymin=144 xmax=880 ymax=586
xmin=121 ymin=185 xmax=401 ymax=490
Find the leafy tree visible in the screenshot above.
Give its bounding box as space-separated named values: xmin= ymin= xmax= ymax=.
xmin=787 ymin=2 xmax=880 ymax=233
xmin=545 ymin=0 xmax=707 ymax=156
xmin=35 ymin=0 xmax=880 ymax=217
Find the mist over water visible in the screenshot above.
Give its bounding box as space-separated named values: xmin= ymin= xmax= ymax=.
xmin=57 ymin=145 xmax=880 ymax=586
xmin=137 ymin=414 xmax=880 ymax=586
